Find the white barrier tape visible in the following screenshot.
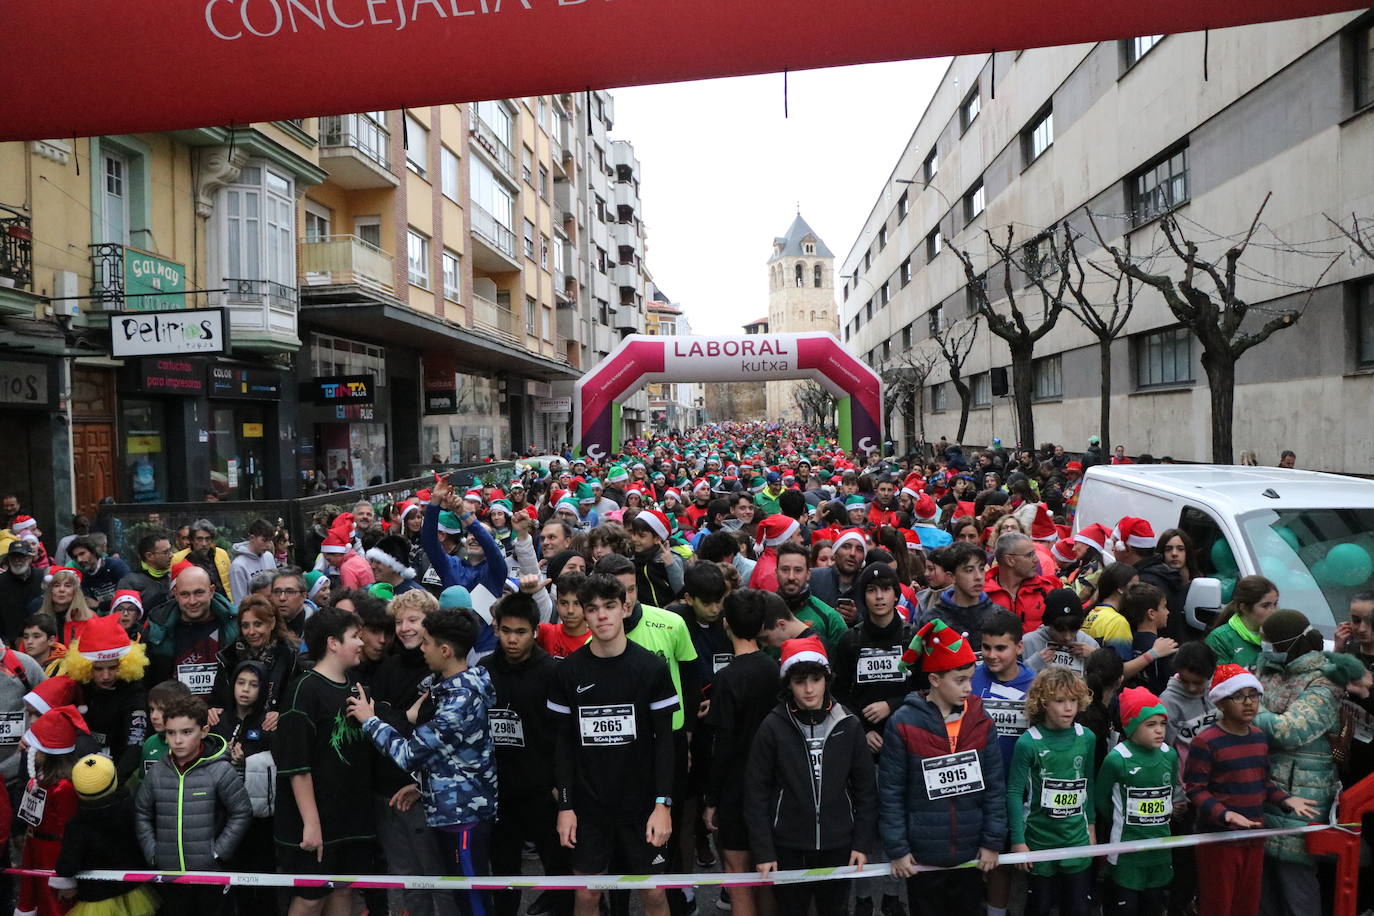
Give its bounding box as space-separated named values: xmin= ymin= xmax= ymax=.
xmin=3 ymin=823 xmax=1349 ymax=891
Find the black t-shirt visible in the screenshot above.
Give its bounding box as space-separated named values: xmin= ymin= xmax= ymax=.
xmin=274 ymin=669 xmax=375 ymax=845
xmin=547 ymin=641 xmax=678 ymax=823
xmin=704 ymin=651 xmax=780 ymax=808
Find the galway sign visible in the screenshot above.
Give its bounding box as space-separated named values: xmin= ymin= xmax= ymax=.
xmin=574 ymin=332 xmax=882 ymax=460
xmin=2 ymin=0 xmax=1366 ymax=140
xmin=110 ymin=308 xmax=228 ymax=358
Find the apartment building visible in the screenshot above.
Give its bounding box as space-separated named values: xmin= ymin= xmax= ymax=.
xmin=840 ymin=13 xmax=1374 ymax=472
xmin=0 ymin=89 xmax=656 ymax=519
xmin=645 ymin=298 xmax=703 ymax=432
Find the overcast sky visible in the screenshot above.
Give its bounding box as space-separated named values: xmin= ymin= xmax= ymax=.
xmin=609 ymin=58 xmax=950 ymax=335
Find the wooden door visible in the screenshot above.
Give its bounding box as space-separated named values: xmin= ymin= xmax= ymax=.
xmin=72 ymin=423 xmax=115 ymax=519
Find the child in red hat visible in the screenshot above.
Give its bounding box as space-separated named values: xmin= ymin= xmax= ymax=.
xmin=16 ymin=705 xmax=88 ymax=916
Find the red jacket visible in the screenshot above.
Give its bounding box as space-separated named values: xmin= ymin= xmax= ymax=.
xmin=983 ymin=567 xmax=1063 ymax=630
xmin=684 ymin=502 xmax=710 ymax=530
xmin=867 ymin=501 xmax=900 ymax=530
xmin=749 ymin=548 xmax=780 ymax=592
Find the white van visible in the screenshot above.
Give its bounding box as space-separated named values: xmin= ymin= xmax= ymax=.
xmin=1074 ymin=465 xmax=1374 ymax=634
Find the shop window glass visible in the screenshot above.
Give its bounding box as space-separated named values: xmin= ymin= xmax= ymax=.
xmin=122 ymin=400 xmax=169 ymax=502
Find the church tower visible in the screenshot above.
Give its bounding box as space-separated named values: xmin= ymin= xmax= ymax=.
xmin=766 ymin=213 xmax=838 ymax=422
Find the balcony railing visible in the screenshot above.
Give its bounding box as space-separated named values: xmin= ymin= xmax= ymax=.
xmin=299 ymin=235 xmax=394 ymax=293
xmin=470 ymin=117 xmax=516 ymax=180
xmin=220 ymin=278 xmax=299 ymax=349
xmin=471 ymin=293 xmax=519 ymax=339
xmin=0 ymin=207 xmax=33 ymax=289
xmin=224 ymin=278 xmax=297 ymax=312
xmin=89 ymin=242 xmax=125 ymax=310
xmin=471 ymin=205 xmax=517 ymax=259
xmin=319 ymin=114 xmax=391 ymax=171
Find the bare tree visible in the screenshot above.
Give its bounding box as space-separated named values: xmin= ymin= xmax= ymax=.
xmin=1092 ymin=194 xmax=1338 ymax=463
xmin=1027 ymin=223 xmax=1136 ymax=454
xmin=951 ymin=227 xmax=1070 ymax=450
xmin=1327 ymin=212 xmax=1374 ymax=261
xmin=933 ymin=315 xmax=980 ymax=443
xmin=792 ymin=380 xmax=837 ymax=429
xmin=878 ymin=348 xmax=938 ymax=451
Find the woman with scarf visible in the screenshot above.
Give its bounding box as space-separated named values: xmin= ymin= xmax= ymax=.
xmin=209 ymin=595 xmax=300 ymax=724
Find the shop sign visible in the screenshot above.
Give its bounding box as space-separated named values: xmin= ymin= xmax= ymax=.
xmin=536 ymin=396 xmax=572 ymax=414
xmin=334 ymin=404 xmax=375 ymax=421
xmin=425 ymin=389 xmax=458 ymax=415
xmin=126 ymin=434 xmax=162 ymax=454
xmin=303 ymin=374 xmax=373 ymax=404
xmin=123 ymin=357 xmax=206 ymax=394
xmin=111 ymin=308 xmax=225 ymax=357
xmin=122 ymin=248 xmax=187 ymax=312
xmin=210 ymin=364 xmax=281 ymax=399
xmin=242 ymin=423 xmax=264 ymax=438
xmin=0 ymin=358 xmax=55 ymax=409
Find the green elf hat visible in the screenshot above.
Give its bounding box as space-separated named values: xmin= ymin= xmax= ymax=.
xmin=437 ymin=511 xmax=465 ymax=534
xmin=1118 ymin=686 xmax=1169 ymax=736
xmin=749 ymin=476 xmax=767 ymax=493
xmin=556 ymin=495 xmax=582 ymax=515
xmin=368 ymin=581 xmax=396 ymax=601
xmin=844 ymin=494 xmax=867 ymax=509
xmin=606 ymin=465 xmax=630 ymax=485
xmin=900 ymin=619 xmax=976 ymax=674
xmin=488 ymin=499 xmax=514 ymax=517
xmin=576 ymin=482 xmax=596 ymax=504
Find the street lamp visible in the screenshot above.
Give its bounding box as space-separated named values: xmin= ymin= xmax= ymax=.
xmin=893 ymin=177 xmax=955 ymax=212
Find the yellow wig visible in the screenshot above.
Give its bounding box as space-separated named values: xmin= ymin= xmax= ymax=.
xmin=59 ymin=636 xmax=150 ymax=684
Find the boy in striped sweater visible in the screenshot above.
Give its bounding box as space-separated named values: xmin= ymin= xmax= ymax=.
xmin=1182 ymin=664 xmax=1316 ymax=916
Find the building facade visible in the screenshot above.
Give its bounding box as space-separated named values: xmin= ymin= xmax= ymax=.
xmin=645 ymin=297 xmax=703 ymax=432
xmin=840 ymin=13 xmax=1374 ymax=471
xmin=767 ymin=214 xmax=839 ymax=421
xmin=0 ymin=89 xmax=658 ymax=528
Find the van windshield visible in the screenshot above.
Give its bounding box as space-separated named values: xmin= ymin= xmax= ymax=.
xmin=1235 ymin=508 xmax=1374 ymax=632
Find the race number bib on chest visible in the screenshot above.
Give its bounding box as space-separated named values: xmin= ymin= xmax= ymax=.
xmin=712 ymin=653 xmax=733 ymax=674
xmin=1125 ymin=786 xmax=1172 ymax=826
xmin=489 ymin=709 xmax=525 ymax=748
xmin=0 ymin=711 xmax=24 ymax=745
xmin=18 ymin=784 xmax=46 ymax=827
xmin=1049 ymin=646 xmax=1082 ymax=671
xmin=1041 ymin=778 xmax=1087 ymax=818
xmin=579 ymin=704 xmax=636 ymax=746
xmin=922 ymin=751 xmax=984 ymax=799
xmin=982 ymin=698 xmax=1029 ymax=738
xmin=856 ymin=647 xmax=904 ymax=683
xmin=177 ymin=662 xmax=217 ymax=694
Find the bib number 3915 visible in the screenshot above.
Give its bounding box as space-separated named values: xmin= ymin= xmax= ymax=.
xmin=922 ymin=751 xmax=984 ymax=799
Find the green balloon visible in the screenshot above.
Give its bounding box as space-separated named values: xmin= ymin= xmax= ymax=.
xmin=1311 ymin=559 xmax=1335 ymax=587
xmin=1210 ymin=539 xmax=1238 ymax=575
xmin=1326 ymin=543 xmax=1374 ymax=588
xmin=1218 ymin=576 xmax=1237 ymax=603
xmin=1274 ymin=527 xmax=1301 ymax=551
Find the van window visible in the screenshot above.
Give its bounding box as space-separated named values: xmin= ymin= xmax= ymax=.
xmin=1179 ymin=506 xmax=1238 ymax=629
xmin=1236 ymin=508 xmax=1374 ymax=633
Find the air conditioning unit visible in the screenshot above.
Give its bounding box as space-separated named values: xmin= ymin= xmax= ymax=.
xmin=51 ymin=270 xmax=80 ymax=317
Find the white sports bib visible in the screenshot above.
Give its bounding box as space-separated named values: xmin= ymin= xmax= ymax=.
xmin=922 ymin=751 xmax=984 ymax=799
xmin=1041 ymin=778 xmax=1087 ymax=818
xmin=855 ymin=647 xmax=904 ymax=683
xmin=1125 ymin=786 xmax=1172 ymax=826
xmin=579 ymin=704 xmax=636 ymax=746
xmin=489 ymin=708 xmax=525 ymax=748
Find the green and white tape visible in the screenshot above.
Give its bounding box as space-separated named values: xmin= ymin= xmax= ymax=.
xmin=5 ymin=823 xmax=1348 ymax=891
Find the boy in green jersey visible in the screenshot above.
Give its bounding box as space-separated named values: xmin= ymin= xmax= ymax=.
xmin=1007 ymin=666 xmax=1096 ymax=916
xmin=1095 ymin=686 xmax=1178 ymax=916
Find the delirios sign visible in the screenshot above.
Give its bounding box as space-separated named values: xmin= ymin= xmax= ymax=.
xmin=111 ymin=308 xmax=226 ymax=357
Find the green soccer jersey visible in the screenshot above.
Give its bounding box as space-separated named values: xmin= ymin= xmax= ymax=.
xmin=1007 ymin=723 xmax=1096 ymax=876
xmin=1094 ymin=738 xmax=1178 ymax=890
xmin=627 ymin=603 xmax=698 ymax=731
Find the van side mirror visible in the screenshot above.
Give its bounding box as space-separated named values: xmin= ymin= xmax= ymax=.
xmin=1185 ymin=577 xmax=1224 ymax=631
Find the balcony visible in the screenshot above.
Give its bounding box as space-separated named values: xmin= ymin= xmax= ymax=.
xmin=470 ymin=292 xmax=520 ymax=341
xmin=219 ymin=278 xmax=300 ymax=353
xmin=318 ymin=115 xmax=398 ymax=190
xmin=591 ymin=269 xmax=609 ymax=303
xmin=612 ymin=262 xmax=639 ymax=292
xmin=470 ymin=205 xmax=521 ymax=272
xmin=470 ymin=117 xmax=518 ymax=186
xmin=614 ymin=181 xmax=638 ymax=213
xmin=610 ymin=140 xmax=638 ymax=177
xmin=612 ymin=304 xmax=640 ymax=331
xmin=611 ymin=221 xmax=638 ymax=252
xmin=0 ymin=207 xmax=32 ymax=290
xmin=299 ymin=235 xmax=395 ymax=295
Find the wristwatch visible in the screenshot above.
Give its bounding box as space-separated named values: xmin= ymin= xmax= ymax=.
xmin=655 ymin=796 xmax=673 ymax=807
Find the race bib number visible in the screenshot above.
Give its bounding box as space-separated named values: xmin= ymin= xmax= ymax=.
xmin=922 ymin=751 xmax=985 ymax=799
xmin=18 ymin=784 xmax=45 ymax=827
xmin=983 ymin=698 xmax=1029 ymax=738
xmin=856 ymin=647 xmax=904 ymax=683
xmin=0 ymin=711 xmax=24 ymax=745
xmin=1126 ymin=786 xmax=1173 ymax=826
xmin=712 ymin=653 xmax=733 ymax=674
xmin=489 ymin=709 xmax=525 ymax=748
xmin=1049 ymin=646 xmax=1082 ymax=671
xmin=177 ymin=662 xmax=217 ymax=695
xmin=1344 ymin=701 xmax=1373 ymax=744
xmin=579 ymin=704 xmax=636 ymax=746
xmin=1041 ymin=778 xmax=1087 ymax=818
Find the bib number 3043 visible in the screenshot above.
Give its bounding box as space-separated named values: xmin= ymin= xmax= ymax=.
xmin=922 ymin=750 xmax=984 ymax=799
xmin=579 ymin=704 xmax=637 ymax=746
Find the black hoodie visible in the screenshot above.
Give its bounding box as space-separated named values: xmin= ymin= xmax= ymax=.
xmin=211 ymin=659 xmax=272 ymax=775
xmin=479 ymin=643 xmax=559 ymax=800
xmin=366 ymin=644 xmax=431 ymax=795
xmin=830 ymin=611 xmax=914 ymax=737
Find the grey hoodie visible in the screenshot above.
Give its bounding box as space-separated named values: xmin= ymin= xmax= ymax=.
xmin=1022 ymin=625 xmax=1100 ymax=675
xmin=228 ymin=540 xmax=276 ymax=602
xmin=1160 ymin=675 xmax=1218 ymax=754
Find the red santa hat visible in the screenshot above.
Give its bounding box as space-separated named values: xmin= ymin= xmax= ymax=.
xmin=899 ymin=528 xmax=923 ymax=553
xmin=691 ymin=478 xmax=711 ymax=496
xmin=75 ymin=614 xmax=133 ymax=662
xmin=1029 ymin=504 xmax=1059 ymax=541
xmin=25 ymin=704 xmax=89 ymax=755
xmin=110 ymin=589 xmax=144 ymax=620
xmin=1113 ymin=516 xmax=1157 ymax=550
xmin=398 ymin=500 xmax=422 ymax=522
xmin=779 ymin=635 xmax=829 ymax=676
xmin=9 ymin=515 xmax=37 ymax=534
xmin=24 ymin=675 xmax=83 ymax=716
xmin=1073 ymin=523 xmax=1111 ymax=554
xmin=637 ymin=509 xmax=672 ymax=542
xmin=832 ymin=528 xmax=867 ymax=553
xmin=1051 ymin=537 xmax=1078 ymax=564
xmin=170 ymin=559 xmax=196 ymax=582
xmin=662 ymin=487 xmax=682 ymax=504
xmin=1208 ymin=664 xmax=1264 ymax=704
xmin=321 ymin=528 xmax=352 ymax=554
xmin=758 ymin=514 xmax=800 ymax=548
xmin=463 ymin=487 xmax=484 ymax=504
xmin=43 ymin=565 xmax=83 ymax=585
xmin=913 ymin=493 xmax=939 ymax=522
